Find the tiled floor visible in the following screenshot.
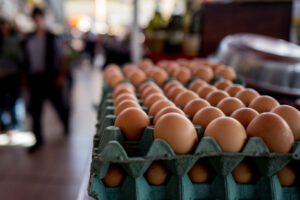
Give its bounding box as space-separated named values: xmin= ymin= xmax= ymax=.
xmin=0 ymin=66 xmax=102 ymax=200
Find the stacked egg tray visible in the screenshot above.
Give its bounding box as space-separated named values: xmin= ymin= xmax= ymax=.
xmin=89 ymin=80 xmax=300 ymax=200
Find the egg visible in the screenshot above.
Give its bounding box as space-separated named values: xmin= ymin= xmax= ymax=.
xmin=249 ymin=96 xmax=280 ymax=113
xmin=151 ymin=68 xmax=168 ymax=86
xmin=204 ymin=117 xmax=247 ymax=152
xmin=113 ymin=93 xmax=138 ymax=107
xmin=122 ymin=63 xmax=136 ymax=77
xmin=141 ymin=86 xmax=163 ymax=100
xmin=104 ymin=64 xmax=119 ymax=77
xmin=114 ymin=107 xmax=150 ymax=140
xmin=163 ymin=80 xmax=182 ymax=94
xmin=148 ymin=99 xmax=174 ymax=117
xmin=225 ymin=85 xmax=244 ymax=97
xmin=215 ymin=67 xmax=237 ymax=81
xmin=138 ymin=81 xmax=157 ymax=95
xmin=167 ymin=63 xmax=180 ymax=76
xmin=188 ymin=162 xmax=209 ymax=183
xmin=106 ymin=71 xmax=124 ymax=89
xmin=206 ymin=90 xmax=230 ymax=106
xmin=174 ymin=90 xmax=199 ymax=108
xmin=139 ymin=59 xmax=153 ymax=71
xmin=197 ymin=85 xmax=217 ymax=99
xmin=183 ymin=98 xmax=210 ymax=118
xmin=145 ymin=162 xmax=168 ymax=185
xmin=247 ymin=112 xmax=294 ymax=153
xmin=214 ymin=80 xmax=233 ymax=90
xmin=167 ymin=86 xmax=186 ymax=100
xmin=188 ymin=80 xmax=207 ymax=92
xmin=193 ymin=106 xmax=225 ymax=129
xmin=128 ymin=69 xmax=147 ymax=87
xmin=193 ymin=67 xmax=214 ymax=83
xmin=277 ymin=165 xmax=296 ymax=186
xmin=154 ymin=113 xmax=198 ymax=154
xmin=232 ymin=161 xmax=253 ymax=184
xmin=144 ymin=93 xmax=167 ymax=108
xmin=113 ymin=87 xmax=134 ymax=100
xmin=231 ymin=108 xmax=259 ymax=129
xmin=235 ymin=89 xmax=260 ymax=106
xmin=271 ymin=105 xmax=300 ymax=140
xmin=154 ymin=106 xmax=185 ymax=125
xmin=174 ymin=67 xmax=192 ymax=85
xmin=212 ymin=64 xmax=225 ymax=72
xmin=114 ymin=83 xmax=135 ymax=94
xmin=102 ymin=165 xmax=124 ymax=187
xmin=216 ymin=97 xmax=245 ymax=116
xmin=114 ymin=99 xmax=141 ymax=116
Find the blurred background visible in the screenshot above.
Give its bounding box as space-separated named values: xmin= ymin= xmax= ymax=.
xmin=0 ymin=0 xmax=299 ymax=199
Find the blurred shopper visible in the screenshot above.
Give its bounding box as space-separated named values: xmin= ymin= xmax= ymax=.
xmin=0 ymin=18 xmax=22 ymax=132
xmin=22 ymin=8 xmax=69 ymax=152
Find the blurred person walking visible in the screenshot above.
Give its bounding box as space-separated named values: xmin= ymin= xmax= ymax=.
xmin=22 ymin=8 xmax=69 ymax=153
xmin=0 ymin=18 xmax=23 ymax=132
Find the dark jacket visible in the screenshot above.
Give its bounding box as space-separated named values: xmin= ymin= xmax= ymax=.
xmin=22 ymin=31 xmax=59 ymax=81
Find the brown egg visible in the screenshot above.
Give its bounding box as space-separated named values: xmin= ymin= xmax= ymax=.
xmin=206 ymin=90 xmax=230 ymax=106
xmin=113 ymin=87 xmax=134 ymax=100
xmin=128 ymin=69 xmax=147 ymax=87
xmin=163 ymin=80 xmax=182 ymax=94
xmin=174 ymin=67 xmax=192 ymax=85
xmin=154 ymin=106 xmax=185 ymax=125
xmin=141 ymin=86 xmax=163 ymax=100
xmin=148 ymin=99 xmax=174 ymax=117
xmin=151 ymin=68 xmax=168 ymax=86
xmin=272 ymin=105 xmax=300 ymax=140
xmin=102 ymin=165 xmax=124 ymax=187
xmin=157 ymin=60 xmax=169 ymax=69
xmin=138 ymin=82 xmax=157 ymax=95
xmin=232 ymin=161 xmax=253 ymax=184
xmin=114 ymin=100 xmax=140 ymax=116
xmin=193 ymin=67 xmax=214 ymax=83
xmin=188 ymin=162 xmax=209 ymax=183
xmin=225 ymin=85 xmax=244 ymax=97
xmin=114 ymin=82 xmax=135 ymax=93
xmin=115 ymin=107 xmax=150 ymax=140
xmin=122 ymin=63 xmax=136 ymax=77
xmin=145 ymin=162 xmax=168 ymax=185
xmin=277 ymin=165 xmax=296 ymax=186
xmin=188 ymin=80 xmax=207 ymax=92
xmin=197 ymin=85 xmax=217 ymax=99
xmin=167 ymin=87 xmax=186 ymax=100
xmin=217 ymin=97 xmax=245 ymax=116
xmin=166 ymin=62 xmax=180 ymax=76
xmin=154 ymin=113 xmax=198 ymax=154
xmin=113 ymin=93 xmax=138 ymax=107
xmin=204 ymin=117 xmax=247 ymax=152
xmin=104 ymin=64 xmax=119 ymax=78
xmin=106 ymin=71 xmax=124 ymax=89
xmin=193 ymin=106 xmax=225 ymax=129
xmin=249 ymin=96 xmax=280 ymax=113
xmin=235 ymin=89 xmax=260 ymax=106
xmin=174 ymin=90 xmax=199 ymax=108
xmin=212 ymin=64 xmax=225 ymax=72
xmin=214 ymin=80 xmax=233 ymax=90
xmin=144 ymin=93 xmax=166 ymax=108
xmin=215 ymin=67 xmax=237 ymax=81
xmin=247 ymin=112 xmax=294 ymax=153
xmin=139 ymin=58 xmax=153 ymax=71
xmin=231 ymin=108 xmax=259 ymax=129
xmin=183 ymin=98 xmax=210 ymax=118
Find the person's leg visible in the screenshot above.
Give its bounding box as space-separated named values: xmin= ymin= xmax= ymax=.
xmin=28 ymin=75 xmax=45 ymax=152
xmin=48 ymin=86 xmax=69 ymax=135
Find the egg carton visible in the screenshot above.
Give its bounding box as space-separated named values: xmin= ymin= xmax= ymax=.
xmin=89 ymin=124 xmax=300 ymax=200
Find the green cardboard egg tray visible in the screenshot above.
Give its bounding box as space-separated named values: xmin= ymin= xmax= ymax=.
xmin=89 ymin=96 xmax=300 ymax=200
